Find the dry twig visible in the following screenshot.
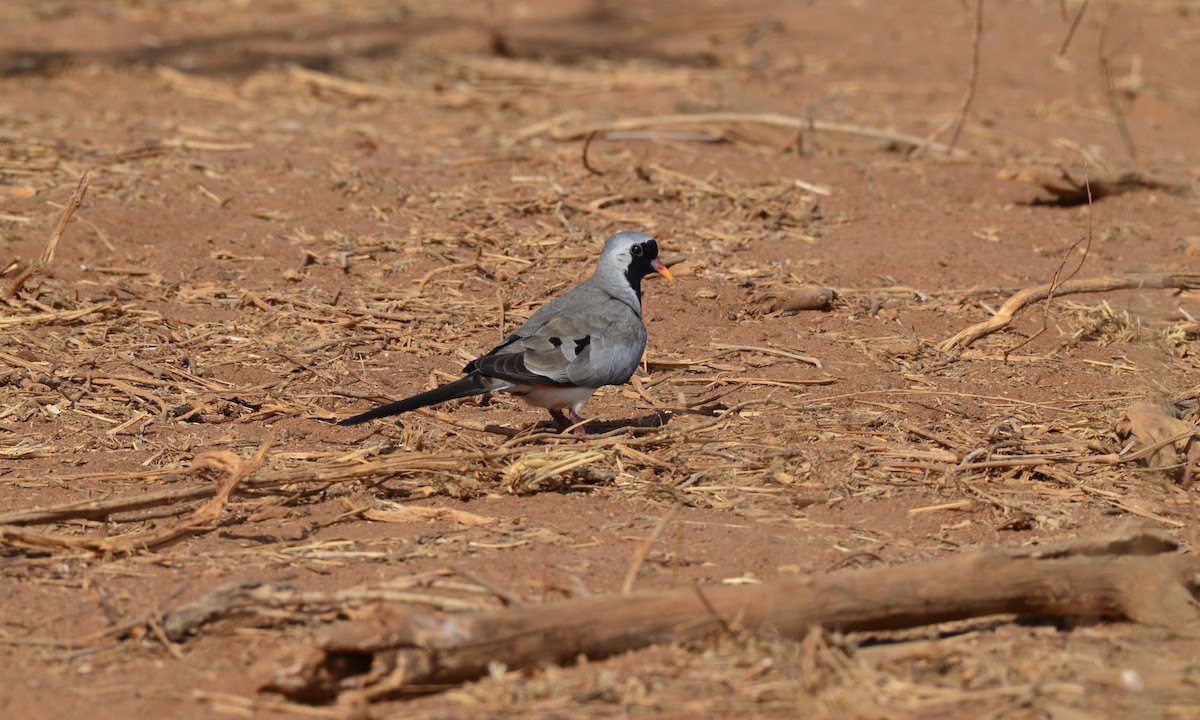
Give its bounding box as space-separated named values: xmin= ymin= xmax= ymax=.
xmin=5 ymin=171 xmax=90 ymax=298
xmin=620 ymin=509 xmax=676 ymax=595
xmin=947 ymin=0 xmax=984 ymax=153
xmin=1099 ymin=6 xmax=1139 ymax=165
xmin=939 ymin=273 xmax=1200 ymax=351
xmin=1058 ymin=0 xmax=1091 ymax=56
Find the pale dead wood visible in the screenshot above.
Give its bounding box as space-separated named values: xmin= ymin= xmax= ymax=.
xmin=0 ymin=475 xmax=220 ymax=526
xmin=710 ymin=343 xmax=823 ymax=368
xmin=939 ymin=273 xmax=1200 ymax=351
xmin=750 ymin=286 xmax=835 ymax=315
xmin=442 ymin=54 xmax=700 ymax=92
xmin=360 ymin=501 xmax=495 ymax=527
xmin=1115 ymin=402 xmax=1198 ymax=482
xmin=5 ymin=171 xmax=90 ymax=298
xmin=162 ymin=581 xmax=490 ymax=643
xmin=257 ymin=528 xmax=1199 ymax=702
xmin=514 ymin=112 xmax=971 ymax=157
xmin=191 ymin=690 xmax=348 ymax=720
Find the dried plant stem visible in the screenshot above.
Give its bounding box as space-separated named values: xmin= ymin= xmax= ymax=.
xmin=939 ymin=273 xmax=1200 ymax=351
xmin=1099 ymin=6 xmax=1139 ymax=165
xmin=947 ymin=0 xmax=984 ymax=153
xmin=0 ymin=446 xmax=460 ymax=530
xmin=5 ymin=171 xmax=90 ymax=298
xmin=621 ymin=509 xmax=676 ymax=595
xmin=581 ymin=129 xmax=604 ymax=176
xmin=518 ymin=113 xmax=971 ymax=158
xmin=1058 ymin=0 xmax=1091 ymax=56
xmin=0 ymin=446 xmax=264 ymax=554
xmin=1005 ymin=171 xmax=1093 ymax=357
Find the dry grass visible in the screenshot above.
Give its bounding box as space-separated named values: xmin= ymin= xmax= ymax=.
xmin=2 ymin=0 xmax=1199 ymax=717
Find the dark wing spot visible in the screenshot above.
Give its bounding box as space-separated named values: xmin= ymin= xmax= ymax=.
xmin=548 ymin=337 xmax=563 ymax=348
xmin=574 ymin=336 xmax=591 ymax=354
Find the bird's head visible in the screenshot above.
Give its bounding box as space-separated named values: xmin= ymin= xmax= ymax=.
xmin=597 ymin=231 xmax=674 ymax=297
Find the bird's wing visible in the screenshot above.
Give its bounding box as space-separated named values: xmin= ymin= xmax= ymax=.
xmin=473 ymin=292 xmax=646 ymax=389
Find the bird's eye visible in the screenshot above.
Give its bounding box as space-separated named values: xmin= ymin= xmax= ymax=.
xmin=630 ymin=244 xmax=643 ymax=257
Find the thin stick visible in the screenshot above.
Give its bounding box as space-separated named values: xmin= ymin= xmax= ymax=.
xmin=581 ymin=129 xmax=604 ymax=176
xmin=5 ymin=171 xmax=90 ymax=298
xmin=621 ymin=509 xmax=676 ymax=595
xmin=1099 ymin=5 xmax=1139 ymax=165
xmin=1058 ymin=0 xmax=1091 ymax=56
xmin=0 ymin=448 xmax=258 ymax=554
xmin=1100 ymin=56 xmax=1138 ymax=165
xmin=1005 ymin=171 xmax=1093 ymax=357
xmin=947 ymin=0 xmax=984 ymax=153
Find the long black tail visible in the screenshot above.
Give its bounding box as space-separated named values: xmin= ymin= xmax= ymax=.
xmin=338 ymin=374 xmax=490 ymax=426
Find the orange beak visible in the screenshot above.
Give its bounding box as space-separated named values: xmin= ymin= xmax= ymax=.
xmin=651 ymin=258 xmax=674 ymax=283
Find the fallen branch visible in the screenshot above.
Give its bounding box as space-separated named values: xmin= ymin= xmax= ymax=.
xmin=256 ymin=527 xmax=1198 ymax=703
xmin=939 ymin=272 xmax=1200 ymax=351
xmin=514 ymin=112 xmax=971 ymax=158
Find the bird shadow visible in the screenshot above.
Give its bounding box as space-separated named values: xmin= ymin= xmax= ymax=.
xmin=484 ymin=410 xmax=673 ymax=439
xmin=582 ymin=410 xmax=674 ymax=434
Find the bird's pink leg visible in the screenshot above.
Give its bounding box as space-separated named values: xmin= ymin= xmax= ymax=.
xmin=565 ymin=409 xmax=589 ymax=436
xmin=549 ymin=409 xmax=589 ymax=437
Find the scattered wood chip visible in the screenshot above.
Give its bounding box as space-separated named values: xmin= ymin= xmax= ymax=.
xmin=756 ymin=286 xmax=835 ymax=313
xmin=362 ymin=501 xmax=494 ymax=527
xmin=1115 ymin=402 xmax=1196 ymax=481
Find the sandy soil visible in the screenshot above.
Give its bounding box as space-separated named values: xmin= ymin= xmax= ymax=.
xmin=2 ymin=0 xmax=1199 ymax=718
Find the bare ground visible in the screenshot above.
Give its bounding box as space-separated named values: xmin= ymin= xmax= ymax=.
xmin=2 ymin=0 xmax=1200 ymax=718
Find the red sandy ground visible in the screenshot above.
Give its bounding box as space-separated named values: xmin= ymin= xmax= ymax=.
xmin=2 ymin=1 xmax=1199 ymax=718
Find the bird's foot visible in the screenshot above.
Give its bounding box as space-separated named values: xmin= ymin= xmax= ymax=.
xmin=550 ymin=409 xmax=590 ymax=437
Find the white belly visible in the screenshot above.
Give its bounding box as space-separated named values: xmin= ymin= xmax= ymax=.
xmin=515 ymin=385 xmax=598 ymax=413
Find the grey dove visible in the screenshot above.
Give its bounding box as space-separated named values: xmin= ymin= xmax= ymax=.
xmin=339 ymin=230 xmax=673 ymax=433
